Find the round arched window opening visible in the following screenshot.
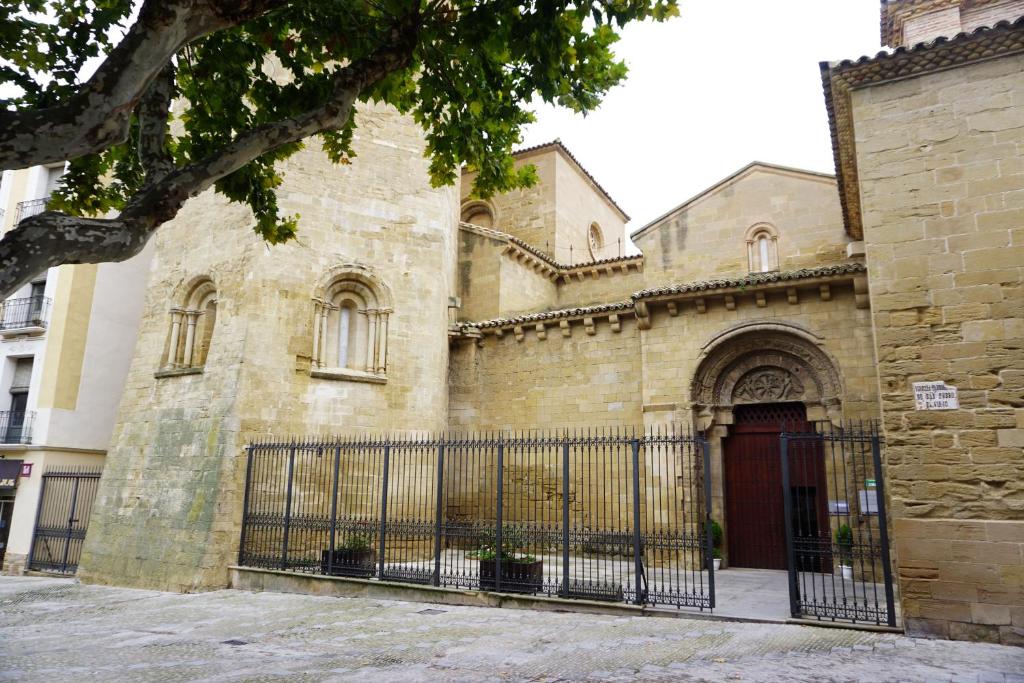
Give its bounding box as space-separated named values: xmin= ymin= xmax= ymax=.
xmin=588 ymin=222 xmax=604 ymax=259
xmin=460 ymin=200 xmax=496 ymax=229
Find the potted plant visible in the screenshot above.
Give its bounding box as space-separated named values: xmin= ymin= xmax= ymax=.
xmin=835 ymin=523 xmax=854 ymax=580
xmin=469 ymin=525 xmax=543 ymax=594
xmin=322 ymin=525 xmax=377 ymax=578
xmin=709 ymin=519 xmax=724 ymax=571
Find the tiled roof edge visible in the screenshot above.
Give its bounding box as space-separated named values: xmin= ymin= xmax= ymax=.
xmin=631 ymin=263 xmax=867 ymax=299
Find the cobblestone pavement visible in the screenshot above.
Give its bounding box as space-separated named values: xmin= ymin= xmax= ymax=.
xmin=1 ymin=576 xmax=1022 ymax=682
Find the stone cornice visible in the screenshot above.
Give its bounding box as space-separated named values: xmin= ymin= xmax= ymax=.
xmin=453 ymin=263 xmax=869 ymax=341
xmin=459 ymin=222 xmax=645 ymax=283
xmin=822 ymin=15 xmax=1024 ymax=239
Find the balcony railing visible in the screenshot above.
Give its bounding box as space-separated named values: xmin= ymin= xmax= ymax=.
xmin=14 ymin=197 xmax=49 ymax=224
xmin=0 ymin=411 xmax=34 ymax=445
xmin=0 ymin=295 xmax=51 ymax=333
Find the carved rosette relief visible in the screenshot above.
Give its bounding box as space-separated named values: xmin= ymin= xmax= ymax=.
xmin=732 ymin=368 xmax=805 ymax=403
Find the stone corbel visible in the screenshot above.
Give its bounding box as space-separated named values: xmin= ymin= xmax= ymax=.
xmin=609 ymin=314 xmax=621 ymax=333
xmin=634 ymin=300 xmax=651 ymax=330
xmin=666 ymin=302 xmax=678 ymax=317
xmin=514 ymin=325 xmax=524 ymax=342
xmin=854 ymin=274 xmax=870 ymax=309
xmin=559 ymin=320 xmax=571 ymax=337
xmin=724 ymin=295 xmax=736 ymax=311
xmin=695 ymin=298 xmax=707 ymax=314
xmin=819 ymin=284 xmax=831 ymax=301
xmin=755 ymin=292 xmax=767 ymax=308
xmin=786 ymin=288 xmax=798 ymax=305
xmin=535 ymin=322 xmax=547 ymax=340
xmin=584 ymin=317 xmax=596 ymax=335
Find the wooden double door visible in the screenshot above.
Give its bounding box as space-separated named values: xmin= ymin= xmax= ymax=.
xmin=723 ymin=403 xmax=829 ymax=571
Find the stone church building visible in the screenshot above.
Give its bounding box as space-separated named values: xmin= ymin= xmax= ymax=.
xmin=73 ymin=0 xmax=1023 ymax=645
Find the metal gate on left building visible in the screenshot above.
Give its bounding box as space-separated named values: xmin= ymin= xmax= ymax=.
xmin=28 ymin=467 xmax=102 ymax=574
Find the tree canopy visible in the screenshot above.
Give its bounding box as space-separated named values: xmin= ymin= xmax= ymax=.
xmin=0 ymin=0 xmax=677 ymax=298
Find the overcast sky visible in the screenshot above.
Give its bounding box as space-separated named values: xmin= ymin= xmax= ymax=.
xmin=521 ymin=0 xmax=882 ymax=234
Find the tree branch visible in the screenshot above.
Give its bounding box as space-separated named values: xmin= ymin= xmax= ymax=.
xmin=138 ymin=64 xmax=177 ymax=181
xmin=0 ymin=0 xmax=291 ymax=170
xmin=0 ymin=16 xmax=420 ymax=298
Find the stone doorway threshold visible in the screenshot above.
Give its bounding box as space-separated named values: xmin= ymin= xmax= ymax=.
xmin=230 ymin=566 xmax=902 ymax=633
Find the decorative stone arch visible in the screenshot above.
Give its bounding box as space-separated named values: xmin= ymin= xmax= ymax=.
xmin=743 ymin=222 xmax=779 ymax=273
xmin=460 ymin=199 xmax=498 ymax=229
xmin=311 ymin=265 xmax=392 ymax=380
xmin=162 ymin=275 xmax=219 ymax=371
xmin=691 ymin=320 xmax=844 ymax=431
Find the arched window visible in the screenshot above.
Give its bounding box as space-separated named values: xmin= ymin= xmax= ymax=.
xmin=312 ymin=271 xmax=391 ymax=382
xmin=745 ymin=223 xmax=779 ymax=273
xmin=588 ymin=222 xmax=604 ymax=259
xmin=162 ymin=278 xmax=217 ymax=372
xmin=460 ymin=200 xmax=496 ymax=229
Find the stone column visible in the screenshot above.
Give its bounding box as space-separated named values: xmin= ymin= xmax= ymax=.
xmin=167 ymin=309 xmax=184 ymax=367
xmin=377 ymin=310 xmax=390 ymax=374
xmin=182 ymin=310 xmax=199 ymax=368
xmin=311 ymin=301 xmax=323 ymax=368
xmin=365 ymin=309 xmax=378 ymax=373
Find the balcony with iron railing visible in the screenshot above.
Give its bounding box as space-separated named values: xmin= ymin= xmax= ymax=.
xmin=0 ymin=410 xmax=34 ymax=445
xmin=0 ymin=295 xmax=51 ymax=337
xmin=13 ymin=197 xmax=49 ymax=224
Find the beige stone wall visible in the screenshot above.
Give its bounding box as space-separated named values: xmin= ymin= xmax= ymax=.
xmin=637 ymin=284 xmax=879 ymax=424
xmin=551 ymin=152 xmax=628 ymax=265
xmin=462 ymin=152 xmax=556 ymax=253
xmin=449 ymin=319 xmax=643 ymax=431
xmin=556 ymin=266 xmax=645 ymax=309
xmin=851 ymin=53 xmax=1024 ymax=644
xmin=634 ymin=168 xmax=852 ymax=285
xmin=457 ymin=228 xmax=558 ymax=320
xmin=460 ymin=146 xmax=627 ymax=266
xmin=79 ymin=105 xmax=458 ymax=592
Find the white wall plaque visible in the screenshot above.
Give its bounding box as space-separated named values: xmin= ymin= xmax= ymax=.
xmin=913 ymin=381 xmax=959 ymax=410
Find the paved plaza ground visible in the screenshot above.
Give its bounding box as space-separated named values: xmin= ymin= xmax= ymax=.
xmin=1 ymin=576 xmax=1022 ymax=682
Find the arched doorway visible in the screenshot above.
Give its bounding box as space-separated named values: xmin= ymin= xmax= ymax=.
xmin=690 ymin=322 xmax=844 ymax=571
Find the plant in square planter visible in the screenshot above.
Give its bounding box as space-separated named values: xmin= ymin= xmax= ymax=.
xmin=321 ymin=531 xmax=377 ymax=578
xmin=835 ymin=523 xmax=854 ymax=580
xmin=469 ymin=525 xmax=543 ymax=594
xmin=709 ymin=519 xmax=724 ymax=571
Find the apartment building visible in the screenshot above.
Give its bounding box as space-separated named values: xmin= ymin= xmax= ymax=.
xmin=0 ymin=163 xmax=150 ymax=575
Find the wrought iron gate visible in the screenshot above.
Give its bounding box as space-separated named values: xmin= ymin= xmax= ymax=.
xmin=28 ymin=467 xmax=102 ymax=574
xmin=780 ymin=421 xmax=896 ymax=626
xmin=238 ymin=429 xmax=715 ymax=611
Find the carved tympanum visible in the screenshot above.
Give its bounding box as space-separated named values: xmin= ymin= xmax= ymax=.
xmin=732 ymin=368 xmax=805 ymax=402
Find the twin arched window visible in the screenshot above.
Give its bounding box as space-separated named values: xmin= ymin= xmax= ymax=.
xmin=311 ymin=273 xmax=391 ymax=380
xmin=162 ymin=278 xmax=217 ymax=371
xmin=745 ymin=223 xmax=779 ymax=273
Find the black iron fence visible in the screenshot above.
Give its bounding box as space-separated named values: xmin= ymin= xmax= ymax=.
xmin=28 ymin=467 xmax=103 ymax=574
xmin=239 ymin=429 xmax=715 ymax=610
xmin=0 ymin=411 xmax=34 ymax=445
xmin=781 ymin=421 xmax=896 ymax=627
xmin=0 ymin=295 xmax=50 ymax=330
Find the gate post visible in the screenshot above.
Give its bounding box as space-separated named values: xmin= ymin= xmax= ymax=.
xmin=562 ymin=437 xmax=571 ymax=597
xmin=61 ymin=476 xmax=81 ymax=574
xmin=432 ymin=442 xmax=445 ymax=587
xmin=26 ymin=472 xmax=48 ymax=570
xmin=870 ymin=431 xmax=898 ymax=627
xmin=378 ymin=443 xmax=391 ymax=580
xmin=702 ymin=439 xmax=715 ymax=609
xmin=780 ymin=434 xmax=800 ymax=618
xmin=327 ymin=442 xmax=342 ymax=576
xmin=495 ymin=437 xmax=504 ymax=592
xmin=630 ymin=437 xmax=644 ymax=605
xmin=238 ymin=445 xmax=255 ymax=566
xmin=281 ymin=441 xmax=296 ymax=571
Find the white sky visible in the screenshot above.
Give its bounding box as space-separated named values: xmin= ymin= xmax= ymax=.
xmin=520 ymin=0 xmax=882 ymax=233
